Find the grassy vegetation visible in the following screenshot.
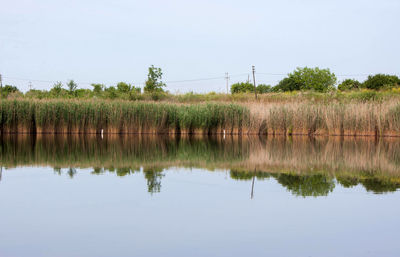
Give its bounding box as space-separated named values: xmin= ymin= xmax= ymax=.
xmin=1 ymin=96 xmax=400 ymax=135
xmin=0 ymin=99 xmax=249 ymax=134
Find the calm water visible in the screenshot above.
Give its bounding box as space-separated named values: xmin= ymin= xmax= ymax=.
xmin=0 ymin=135 xmax=400 ymax=257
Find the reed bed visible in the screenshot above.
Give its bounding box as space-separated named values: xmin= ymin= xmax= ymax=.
xmin=246 ymin=100 xmax=400 ymax=136
xmin=1 ymin=99 xmax=400 ymax=136
xmin=0 ymin=99 xmax=248 ymax=134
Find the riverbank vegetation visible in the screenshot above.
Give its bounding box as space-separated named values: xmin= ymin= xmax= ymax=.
xmin=1 ymin=97 xmax=400 ymax=136
xmin=1 ymin=67 xmax=399 ymax=102
xmin=1 ymin=66 xmax=400 ymax=136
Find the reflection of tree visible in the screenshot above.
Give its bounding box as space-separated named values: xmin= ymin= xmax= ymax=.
xmin=230 ymin=170 xmax=271 ymax=180
xmin=273 ymin=174 xmax=335 ymax=197
xmin=143 ymin=167 xmax=164 ymax=194
xmin=67 ymin=168 xmax=77 ymax=178
xmin=337 ymin=175 xmax=400 ymax=194
xmin=53 ymin=167 xmax=62 ymax=175
xmin=336 ymin=176 xmax=359 ymax=188
xmin=361 ymin=178 xmax=400 ymax=194
xmin=115 ymin=167 xmax=139 ymax=177
xmin=91 ymin=167 xmax=104 ymax=175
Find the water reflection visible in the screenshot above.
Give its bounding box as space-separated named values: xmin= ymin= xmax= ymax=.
xmin=1 ymin=134 xmax=400 ymax=196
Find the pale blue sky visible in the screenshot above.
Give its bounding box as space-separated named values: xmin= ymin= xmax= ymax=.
xmin=0 ymin=0 xmax=399 ymax=92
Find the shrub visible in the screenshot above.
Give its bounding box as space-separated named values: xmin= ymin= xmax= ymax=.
xmin=338 ymin=79 xmax=362 ymax=91
xmin=363 ymin=74 xmax=399 ymax=90
xmin=274 ymin=67 xmax=337 ymax=92
xmin=0 ymin=85 xmax=20 ymax=98
xmin=230 ymin=82 xmax=255 ymax=94
xmin=257 ymin=84 xmax=272 ymax=94
xmin=116 ymin=82 xmax=132 ymax=93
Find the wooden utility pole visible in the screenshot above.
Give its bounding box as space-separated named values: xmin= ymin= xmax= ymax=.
xmin=0 ymin=74 xmax=2 ymax=98
xmin=252 ymin=66 xmax=257 ymax=99
xmin=225 ymin=72 xmax=229 ymax=94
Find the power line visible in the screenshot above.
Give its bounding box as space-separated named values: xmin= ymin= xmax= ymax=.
xmin=2 ymin=72 xmax=392 ymax=89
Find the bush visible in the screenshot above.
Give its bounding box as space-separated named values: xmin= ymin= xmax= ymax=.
xmin=0 ymin=85 xmax=20 ymax=98
xmin=257 ymin=84 xmax=272 ymax=94
xmin=230 ymin=82 xmax=255 ymax=94
xmin=338 ymin=79 xmax=362 ymax=91
xmin=363 ymin=74 xmax=399 ymax=90
xmin=274 ymin=67 xmax=337 ymax=92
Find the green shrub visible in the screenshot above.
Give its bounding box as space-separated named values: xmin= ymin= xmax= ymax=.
xmin=338 ymin=79 xmax=362 ymax=91
xmin=230 ymin=82 xmax=255 ymax=94
xmin=0 ymin=85 xmax=20 ymax=98
xmin=363 ymin=74 xmax=399 ymax=90
xmin=257 ymin=84 xmax=272 ymax=94
xmin=274 ymin=67 xmax=337 ymax=92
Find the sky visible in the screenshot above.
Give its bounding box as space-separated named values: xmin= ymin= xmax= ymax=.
xmin=0 ymin=0 xmax=399 ymax=93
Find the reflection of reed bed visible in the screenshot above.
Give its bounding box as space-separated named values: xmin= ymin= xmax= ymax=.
xmin=1 ymin=135 xmax=400 ymax=194
xmin=1 ymin=134 xmax=399 ymax=177
xmin=241 ymin=136 xmax=400 ymax=177
xmin=0 ymin=134 xmax=250 ymax=169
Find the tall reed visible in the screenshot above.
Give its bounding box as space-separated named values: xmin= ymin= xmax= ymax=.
xmin=1 ymin=99 xmax=400 ymax=136
xmin=0 ymin=99 xmax=249 ymax=134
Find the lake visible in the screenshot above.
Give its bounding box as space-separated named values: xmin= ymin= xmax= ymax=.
xmin=0 ymin=135 xmax=399 ymax=257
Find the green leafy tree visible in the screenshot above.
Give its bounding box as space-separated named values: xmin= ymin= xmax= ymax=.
xmin=91 ymin=83 xmax=104 ymax=95
xmin=0 ymin=85 xmax=20 ymax=98
xmin=274 ymin=67 xmax=337 ymax=92
xmin=230 ymin=82 xmax=255 ymax=94
xmin=50 ymin=81 xmax=63 ymax=96
xmin=105 ymin=86 xmax=117 ymax=99
xmin=66 ymin=80 xmax=78 ymax=95
xmin=256 ymin=84 xmax=272 ymax=94
xmin=116 ymin=82 xmax=132 ymax=93
xmin=363 ymin=74 xmax=399 ymax=90
xmin=144 ymin=65 xmax=166 ymax=93
xmin=272 ymin=77 xmax=297 ymax=92
xmin=338 ymin=79 xmax=362 ymax=91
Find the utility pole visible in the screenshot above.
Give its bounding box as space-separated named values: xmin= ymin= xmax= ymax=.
xmin=29 ymin=81 xmax=32 ymax=91
xmin=252 ymin=66 xmax=257 ymax=99
xmin=0 ymin=74 xmax=3 ymax=98
xmin=225 ymin=72 xmax=229 ymax=94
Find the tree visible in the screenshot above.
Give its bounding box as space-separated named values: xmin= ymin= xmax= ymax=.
xmin=66 ymin=80 xmax=78 ymax=95
xmin=50 ymin=81 xmax=63 ymax=96
xmin=256 ymin=84 xmax=272 ymax=94
xmin=144 ymin=65 xmax=166 ymax=93
xmin=105 ymin=86 xmax=117 ymax=99
xmin=116 ymin=82 xmax=131 ymax=93
xmin=91 ymin=83 xmax=104 ymax=95
xmin=230 ymin=82 xmax=254 ymax=94
xmin=0 ymin=85 xmax=20 ymax=98
xmin=273 ymin=77 xmax=298 ymax=92
xmin=338 ymin=79 xmax=362 ymax=91
xmin=363 ymin=74 xmax=399 ymax=90
xmin=274 ymin=67 xmax=337 ymax=92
